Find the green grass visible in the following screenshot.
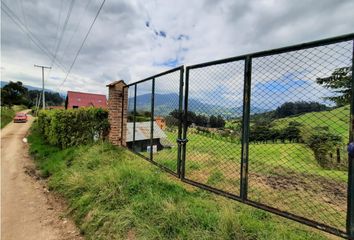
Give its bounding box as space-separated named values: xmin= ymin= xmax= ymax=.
xmin=1 ymin=105 xmax=27 ymax=128
xmin=158 ymin=131 xmax=347 ymax=182
xmin=28 ymin=123 xmax=329 ymax=240
xmin=273 ymin=105 xmax=350 ymax=138
xmin=152 ymin=130 xmax=347 ymax=231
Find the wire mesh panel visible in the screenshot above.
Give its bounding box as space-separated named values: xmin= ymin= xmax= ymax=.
xmin=124 ymin=67 xmax=184 ymax=175
xmin=126 ymin=85 xmax=136 ymax=150
xmin=184 ymin=60 xmax=245 ymax=196
xmin=132 ymin=81 xmax=153 ymax=158
xmin=152 ymin=70 xmax=183 ymax=174
xmin=248 ymin=40 xmax=353 ymax=232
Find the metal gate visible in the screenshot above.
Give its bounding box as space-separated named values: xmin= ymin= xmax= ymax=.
xmin=124 ymin=66 xmax=184 ymax=176
xmin=124 ymin=33 xmax=354 ymax=239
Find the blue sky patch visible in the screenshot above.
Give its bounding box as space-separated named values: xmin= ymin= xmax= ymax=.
xmin=254 ymin=72 xmax=311 ymax=92
xmin=255 ymin=79 xmax=310 ymax=92
xmin=176 ymin=34 xmax=189 ymax=40
xmin=154 ymin=58 xmax=180 ymax=67
xmin=155 ymin=30 xmax=167 ymax=38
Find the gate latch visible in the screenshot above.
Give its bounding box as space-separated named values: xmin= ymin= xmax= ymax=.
xmin=176 ymin=138 xmax=189 ymax=146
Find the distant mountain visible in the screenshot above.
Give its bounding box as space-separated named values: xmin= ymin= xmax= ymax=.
xmin=130 ymin=93 xmax=269 ymax=118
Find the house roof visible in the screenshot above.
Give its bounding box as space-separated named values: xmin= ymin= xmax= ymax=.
xmin=66 ymin=91 xmax=107 ymax=108
xmin=126 ymin=122 xmax=167 ymax=142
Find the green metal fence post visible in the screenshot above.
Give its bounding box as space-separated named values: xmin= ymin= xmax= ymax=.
xmin=180 ymin=67 xmax=190 ymax=179
xmin=177 ymin=67 xmax=185 ymax=177
xmin=240 ymin=56 xmax=252 ymax=200
xmin=132 ymin=84 xmax=137 ymax=151
xmin=121 ymin=86 xmax=126 ymax=144
xmin=150 ymin=78 xmax=155 ymax=161
xmin=347 ymin=40 xmax=354 ymax=239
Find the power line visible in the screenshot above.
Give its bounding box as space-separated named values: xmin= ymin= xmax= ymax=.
xmin=52 ymin=0 xmax=64 ymax=54
xmin=50 ymin=0 xmax=75 ymax=69
xmin=1 ymin=2 xmax=68 ymax=73
xmin=45 ymin=0 xmax=75 ymax=86
xmin=57 ymin=0 xmax=93 ymax=65
xmin=58 ymin=0 xmax=106 ymax=88
xmin=18 ymin=0 xmax=27 ymax=28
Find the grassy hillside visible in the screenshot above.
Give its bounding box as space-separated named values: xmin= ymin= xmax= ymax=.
xmin=1 ymin=105 xmax=27 ymax=128
xmin=273 ymin=105 xmax=350 ymax=139
xmin=28 ymin=123 xmax=329 ymax=240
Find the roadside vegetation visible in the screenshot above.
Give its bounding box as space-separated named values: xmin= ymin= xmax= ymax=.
xmin=28 ymin=122 xmax=329 ymax=240
xmin=37 ymin=108 xmax=109 ymax=148
xmin=1 ymin=105 xmax=27 ymax=128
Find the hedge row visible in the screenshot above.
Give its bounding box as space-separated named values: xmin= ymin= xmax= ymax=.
xmin=37 ymin=108 xmax=109 ymax=148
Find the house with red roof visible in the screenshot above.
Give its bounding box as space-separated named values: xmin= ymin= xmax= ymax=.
xmin=65 ymin=91 xmax=107 ymax=109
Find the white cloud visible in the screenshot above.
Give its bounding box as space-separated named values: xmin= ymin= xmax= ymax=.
xmin=1 ymin=0 xmax=354 ymax=107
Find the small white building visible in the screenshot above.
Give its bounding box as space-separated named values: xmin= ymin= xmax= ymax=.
xmin=126 ymin=122 xmax=168 ymax=152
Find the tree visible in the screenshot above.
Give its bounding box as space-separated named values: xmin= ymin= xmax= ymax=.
xmin=1 ymin=81 xmax=29 ymax=106
xmin=195 ymin=114 xmax=208 ymax=127
xmin=275 ymin=101 xmax=328 ymax=118
xmin=27 ymin=90 xmax=64 ymax=107
xmin=209 ymin=115 xmax=217 ymax=127
xmin=282 ymin=121 xmax=302 ymax=143
xmin=216 ymin=115 xmax=225 ymax=128
xmin=307 ymin=127 xmax=342 ymax=168
xmin=316 ymin=66 xmax=352 ymax=106
xmin=208 ymin=115 xmax=225 ymax=128
xmin=250 ymin=119 xmax=273 ymax=143
xmin=169 ymin=109 xmax=196 ymax=126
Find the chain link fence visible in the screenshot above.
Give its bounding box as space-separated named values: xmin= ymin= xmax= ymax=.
xmin=124 ymin=67 xmax=184 ymax=176
xmin=247 ymin=39 xmax=352 ymax=233
xmin=122 ymin=34 xmax=354 ymax=239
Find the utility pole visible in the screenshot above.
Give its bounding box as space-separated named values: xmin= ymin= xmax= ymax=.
xmin=34 ymin=64 xmax=51 ymax=110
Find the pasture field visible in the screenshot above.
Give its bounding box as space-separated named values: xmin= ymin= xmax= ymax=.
xmin=152 ymin=131 xmax=348 ymax=231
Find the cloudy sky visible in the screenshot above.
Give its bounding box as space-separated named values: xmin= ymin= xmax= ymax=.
xmin=1 ymin=0 xmax=354 ymax=108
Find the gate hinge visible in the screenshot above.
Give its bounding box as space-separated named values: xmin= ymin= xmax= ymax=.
xmin=176 ymin=138 xmax=188 ymax=145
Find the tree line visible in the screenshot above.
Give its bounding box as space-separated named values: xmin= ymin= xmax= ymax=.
xmin=251 ymin=101 xmax=329 ymax=122
xmin=249 ymin=120 xmax=302 ymax=144
xmin=1 ymin=81 xmax=64 ymax=107
xmin=167 ymin=109 xmax=226 ymax=128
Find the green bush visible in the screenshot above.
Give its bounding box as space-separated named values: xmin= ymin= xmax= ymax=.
xmin=306 ymin=127 xmax=342 ymax=168
xmin=37 ymin=108 xmax=109 ymax=148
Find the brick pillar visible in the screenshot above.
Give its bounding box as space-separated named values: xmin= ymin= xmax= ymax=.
xmin=106 ymin=80 xmax=128 ymax=146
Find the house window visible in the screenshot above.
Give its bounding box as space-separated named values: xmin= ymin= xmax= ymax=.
xmin=77 ymin=98 xmax=81 ymax=101
xmin=73 ymin=106 xmax=79 ymax=109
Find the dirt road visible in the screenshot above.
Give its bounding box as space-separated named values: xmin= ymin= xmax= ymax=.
xmin=1 ymin=112 xmax=82 ymax=240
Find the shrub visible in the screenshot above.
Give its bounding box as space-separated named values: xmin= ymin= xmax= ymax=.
xmin=306 ymin=127 xmax=342 ymax=168
xmin=37 ymin=108 xmax=109 ymax=148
